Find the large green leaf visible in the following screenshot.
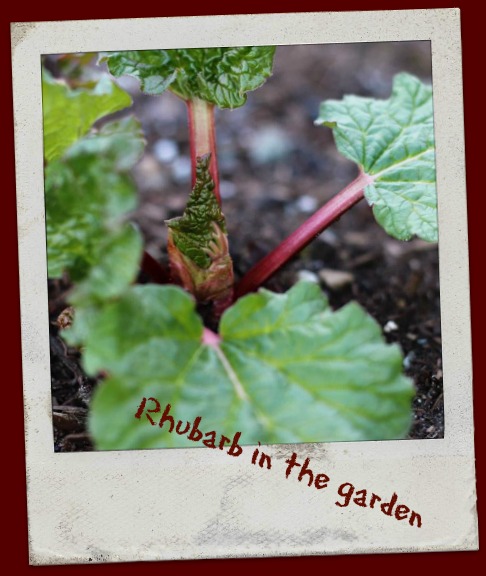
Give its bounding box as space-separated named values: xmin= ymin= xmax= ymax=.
xmin=66 ymin=282 xmax=413 ymax=450
xmin=46 ymin=116 xmax=145 ymax=294
xmin=42 ymin=69 xmax=132 ymax=162
xmin=316 ymin=73 xmax=437 ymax=242
xmin=101 ymin=46 xmax=276 ymax=108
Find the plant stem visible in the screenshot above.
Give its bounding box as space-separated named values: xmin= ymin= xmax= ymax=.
xmin=235 ymin=171 xmax=374 ymax=299
xmin=141 ymin=251 xmax=171 ymax=284
xmin=202 ymin=327 xmax=221 ymax=347
xmin=187 ymin=97 xmax=221 ymax=205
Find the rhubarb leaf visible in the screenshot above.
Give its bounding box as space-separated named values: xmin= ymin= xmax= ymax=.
xmin=42 ymin=69 xmax=132 ymax=162
xmin=46 ymin=116 xmax=145 ymax=288
xmin=316 ymin=73 xmax=437 ymax=242
xmin=70 ymin=224 xmax=143 ymax=304
xmin=101 ymin=46 xmax=276 ymax=108
xmin=78 ymin=282 xmax=413 ymax=450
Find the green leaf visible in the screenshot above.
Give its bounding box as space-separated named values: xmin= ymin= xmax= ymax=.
xmin=101 ymin=46 xmax=276 ymax=108
xmin=316 ymin=73 xmax=437 ymax=242
xmin=42 ymin=69 xmax=132 ymax=162
xmin=66 ymin=116 xmax=145 ymax=170
xmin=81 ymin=282 xmax=413 ymax=450
xmin=71 ymin=224 xmax=143 ymax=304
xmin=46 ymin=116 xmax=145 ymax=289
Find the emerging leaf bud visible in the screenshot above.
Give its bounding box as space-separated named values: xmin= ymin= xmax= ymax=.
xmin=166 ymin=154 xmax=234 ymax=305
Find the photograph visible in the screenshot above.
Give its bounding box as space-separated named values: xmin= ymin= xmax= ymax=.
xmin=44 ymin=42 xmax=442 ymax=452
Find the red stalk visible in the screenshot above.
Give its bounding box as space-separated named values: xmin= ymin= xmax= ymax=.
xmin=235 ymin=171 xmax=374 ymax=299
xmin=187 ymin=97 xmax=221 ymax=205
xmin=141 ymin=251 xmax=171 ymax=284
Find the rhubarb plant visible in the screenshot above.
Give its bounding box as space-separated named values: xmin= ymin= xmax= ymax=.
xmin=44 ymin=48 xmax=437 ymax=451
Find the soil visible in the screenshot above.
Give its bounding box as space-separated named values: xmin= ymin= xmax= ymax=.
xmin=48 ymin=41 xmax=443 ymax=451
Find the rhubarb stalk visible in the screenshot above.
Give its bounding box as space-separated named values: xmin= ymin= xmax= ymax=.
xmin=235 ymin=171 xmax=374 ymax=299
xmin=187 ymin=97 xmax=221 ymax=205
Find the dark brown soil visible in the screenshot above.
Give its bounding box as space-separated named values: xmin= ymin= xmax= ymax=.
xmin=48 ymin=41 xmax=443 ymax=451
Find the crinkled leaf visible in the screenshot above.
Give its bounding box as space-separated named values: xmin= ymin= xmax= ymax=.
xmin=46 ymin=116 xmax=145 ymax=290
xmin=316 ymin=73 xmax=437 ymax=242
xmin=101 ymin=46 xmax=276 ymax=108
xmin=166 ymin=154 xmax=233 ymax=303
xmin=167 ymin=154 xmax=226 ymax=269
xmin=42 ymin=69 xmax=132 ymax=162
xmin=77 ymin=282 xmax=413 ymax=450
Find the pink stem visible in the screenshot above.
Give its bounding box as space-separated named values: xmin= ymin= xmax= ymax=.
xmin=187 ymin=97 xmax=221 ymax=205
xmin=235 ymin=171 xmax=374 ymax=299
xmin=202 ymin=327 xmax=221 ymax=347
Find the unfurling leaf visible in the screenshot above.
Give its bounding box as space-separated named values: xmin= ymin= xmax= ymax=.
xmin=67 ymin=282 xmax=414 ymax=450
xmin=166 ymin=154 xmax=233 ymax=304
xmin=101 ymin=46 xmax=276 ymax=109
xmin=316 ymin=73 xmax=437 ymax=242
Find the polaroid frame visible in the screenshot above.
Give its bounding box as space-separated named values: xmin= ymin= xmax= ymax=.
xmin=11 ymin=9 xmax=477 ymax=565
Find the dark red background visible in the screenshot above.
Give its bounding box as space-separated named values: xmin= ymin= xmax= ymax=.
xmin=3 ymin=1 xmax=481 ymax=572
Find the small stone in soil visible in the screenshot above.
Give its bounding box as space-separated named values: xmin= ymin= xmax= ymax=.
xmin=245 ymin=126 xmax=293 ymax=164
xmin=403 ymin=351 xmax=416 ymax=370
xmin=317 ymin=229 xmax=339 ymax=246
xmin=297 ymin=270 xmax=320 ymax=283
xmin=293 ymin=194 xmax=318 ymax=213
xmin=318 ymin=268 xmax=354 ymax=290
xmin=133 ymin=155 xmax=168 ymax=191
xmin=383 ymin=320 xmax=399 ymax=333
xmin=343 ymin=231 xmax=370 ymax=247
xmin=153 ymin=139 xmax=179 ymax=163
